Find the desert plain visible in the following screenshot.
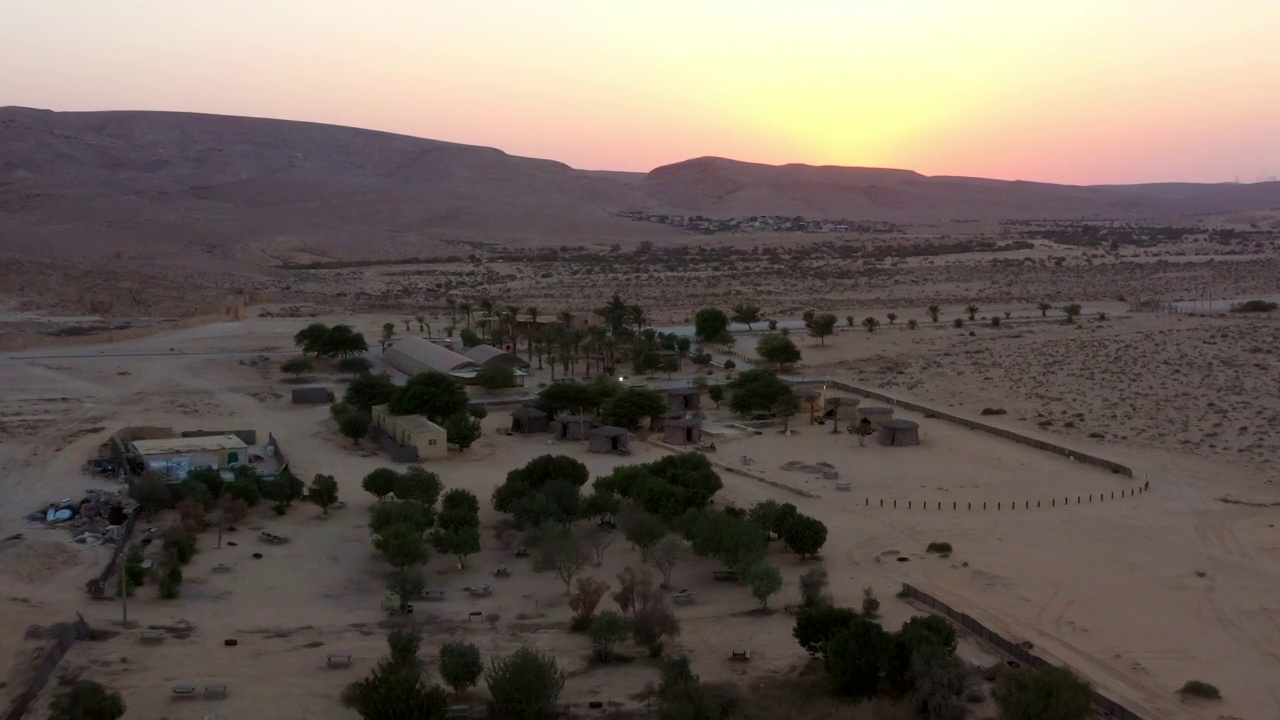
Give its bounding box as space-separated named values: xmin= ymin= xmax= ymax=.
xmin=1 ymin=109 xmax=1279 ymax=720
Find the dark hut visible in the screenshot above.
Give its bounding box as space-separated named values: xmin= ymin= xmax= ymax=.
xmin=554 ymin=414 xmax=594 ymax=441
xmin=877 ymin=419 xmax=920 ymax=447
xmin=588 ymin=426 xmax=631 ymax=454
xmin=662 ymin=417 xmax=703 ymax=446
xmin=665 ymin=387 xmax=703 ymax=412
xmin=650 ymin=410 xmax=689 ymax=432
xmin=510 ymin=406 xmax=549 ymax=434
xmin=291 ymin=386 xmax=334 ymax=404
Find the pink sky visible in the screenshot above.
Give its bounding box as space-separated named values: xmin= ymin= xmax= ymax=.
xmin=2 ymin=0 xmax=1278 ymax=184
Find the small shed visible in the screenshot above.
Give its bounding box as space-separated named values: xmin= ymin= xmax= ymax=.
xmin=511 ymin=406 xmax=549 ymax=434
xmin=555 ymin=414 xmax=594 ymax=441
xmin=663 ymin=417 xmax=703 ymax=445
xmin=877 ymin=419 xmax=920 ymax=447
xmin=665 ymin=387 xmax=703 ymax=412
xmin=291 ymin=387 xmax=334 ymax=405
xmin=649 ymin=410 xmax=688 ymax=432
xmin=826 ymin=396 xmax=860 ymax=421
xmin=857 ymin=406 xmax=895 ymax=428
xmin=588 ymin=426 xmax=631 ymax=454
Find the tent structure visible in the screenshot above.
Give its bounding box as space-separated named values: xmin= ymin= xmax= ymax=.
xmin=555 ymin=414 xmax=594 ymax=441
xmin=666 ymin=387 xmax=703 ymax=412
xmin=877 ymin=419 xmax=920 ymax=447
xmin=510 ymin=406 xmax=549 ymax=434
xmin=291 ymin=387 xmax=333 ymax=404
xmin=825 ymin=396 xmax=860 ymax=421
xmin=662 ymin=417 xmax=703 ymax=445
xmin=650 ymin=410 xmax=690 ymax=432
xmin=588 ymin=426 xmax=631 ymax=454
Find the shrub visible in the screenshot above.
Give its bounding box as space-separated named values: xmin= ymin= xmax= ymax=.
xmin=1230 ymin=299 xmax=1277 ymax=313
xmin=798 ymin=567 xmax=832 ymax=608
xmin=952 ymin=318 xmax=964 ymax=328
xmin=926 ymin=541 xmax=953 ymax=554
xmin=485 ymin=646 xmax=566 ymax=720
xmin=161 ymin=527 xmax=197 ymax=565
xmin=48 ymin=680 xmax=125 ymax=720
xmin=158 ymin=566 xmax=183 ymax=599
xmin=861 ymin=587 xmax=880 ymax=618
xmin=588 ymin=610 xmax=632 ymax=661
xmin=1176 ymin=680 xmax=1222 ymax=700
xmin=995 ymin=664 xmax=1093 ymax=720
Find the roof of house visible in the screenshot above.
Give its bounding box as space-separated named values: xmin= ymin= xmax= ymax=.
xmin=511 ymin=406 xmax=548 ymax=419
xmin=591 ymin=426 xmax=630 ymax=437
xmin=372 ymin=405 xmax=445 ymax=434
xmin=129 ymin=434 xmax=248 ymax=455
xmin=384 ymin=336 xmax=479 ymax=374
xmin=464 ymin=344 xmax=531 ymax=368
xmin=556 ymin=414 xmax=595 ymax=423
xmin=881 ymin=419 xmax=919 ymax=430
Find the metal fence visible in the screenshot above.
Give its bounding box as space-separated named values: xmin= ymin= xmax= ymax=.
xmin=900 ymin=583 xmax=1144 ymax=720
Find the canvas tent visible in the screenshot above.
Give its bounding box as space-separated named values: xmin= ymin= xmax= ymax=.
xmin=510 ymin=406 xmax=549 ymax=434
xmin=877 ymin=419 xmax=920 ymax=447
xmin=555 ymin=414 xmax=594 ymax=441
xmin=857 ymin=406 xmax=894 ymax=428
xmin=662 ymin=417 xmax=703 ymax=445
xmin=825 ymin=395 xmax=860 ymax=421
xmin=588 ymin=426 xmax=631 ymax=454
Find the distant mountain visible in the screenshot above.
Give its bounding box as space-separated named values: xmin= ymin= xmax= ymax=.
xmin=2 ymin=108 xmax=1278 ymax=266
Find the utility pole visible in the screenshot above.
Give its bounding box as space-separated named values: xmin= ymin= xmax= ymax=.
xmin=117 ymin=540 xmax=129 ymax=628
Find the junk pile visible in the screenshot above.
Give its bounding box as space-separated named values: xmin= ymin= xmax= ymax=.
xmin=26 ymin=489 xmax=133 ymax=543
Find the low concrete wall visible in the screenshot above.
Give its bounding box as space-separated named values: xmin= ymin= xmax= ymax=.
xmin=827 ymin=381 xmax=1134 ymax=478
xmin=1 ymin=617 xmax=92 ymax=720
xmin=900 ymin=583 xmax=1145 ymax=720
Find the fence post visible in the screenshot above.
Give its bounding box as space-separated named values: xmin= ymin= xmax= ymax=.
xmin=893 ymin=499 xmax=897 ymax=508
xmin=997 ymin=502 xmax=1000 ymax=510
xmin=908 ymin=500 xmax=912 ymax=509
xmin=983 ymin=502 xmax=986 ymax=509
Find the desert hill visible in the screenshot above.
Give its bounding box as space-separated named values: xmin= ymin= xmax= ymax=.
xmin=3 ymin=107 xmax=1280 ymax=266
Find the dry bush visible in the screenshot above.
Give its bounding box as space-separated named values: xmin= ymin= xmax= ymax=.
xmin=568 ymin=577 xmax=610 ymax=632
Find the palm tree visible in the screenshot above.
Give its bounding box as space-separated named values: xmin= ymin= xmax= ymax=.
xmin=926 ymin=304 xmax=941 ymax=322
xmin=598 ymin=293 xmax=628 ymax=333
xmin=1037 ymin=302 xmax=1052 ymax=318
xmin=413 ymin=314 xmax=426 ymax=333
xmin=446 ymin=298 xmax=459 ymax=325
xmin=845 ymin=315 xmax=855 ymax=328
xmin=628 ymin=304 xmax=647 ymax=332
xmin=525 ymin=306 xmax=540 ymax=359
xmin=886 ymin=312 xmax=897 ymax=325
xmin=1062 ymin=303 xmax=1082 ymax=323
xmin=862 ymin=316 xmax=880 ymax=333
xmin=558 ymin=310 xmax=574 ymax=329
xmin=965 ymin=304 xmax=980 ymax=321
xmin=459 ymin=301 xmax=473 ymax=328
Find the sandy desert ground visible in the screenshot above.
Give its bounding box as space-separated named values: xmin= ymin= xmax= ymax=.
xmin=1 ymin=304 xmax=1277 ymax=720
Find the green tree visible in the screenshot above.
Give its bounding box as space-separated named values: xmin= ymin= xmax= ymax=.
xmin=807 ymin=313 xmax=837 ymax=345
xmin=966 ymin=304 xmax=980 ymax=320
xmin=862 ymin=316 xmax=881 ymax=333
xmin=886 ymin=312 xmax=897 ymax=325
xmin=780 ymin=514 xmax=827 ymax=558
xmin=1062 ymin=303 xmax=1083 ymax=323
xmin=799 ymin=568 xmax=832 ymax=609
xmin=459 ymin=327 xmax=482 ymax=349
xmin=485 ymin=646 xmax=566 ymax=720
xmin=393 ymin=467 xmax=444 ymax=505
xmin=308 ymin=473 xmax=339 ymax=515
xmin=368 ymin=500 xmax=435 ymax=535
xmin=648 ymin=534 xmax=683 ymax=586
xmin=444 ymin=412 xmax=482 ymax=450
xmin=729 ymin=303 xmax=763 ymax=330
xmin=338 ymin=356 xmax=372 ymax=376
xmin=774 ymin=389 xmax=800 ymax=433
xmin=375 ymin=524 xmax=429 ymax=570
xmin=793 ymin=605 xmax=859 ymax=657
xmin=926 ymin=304 xmax=941 ymax=322
xmin=387 ymin=568 xmax=425 ymax=614
xmin=622 ymin=509 xmax=668 ymax=560
xmin=127 ymin=473 xmax=173 ymax=514
xmin=362 ymin=467 xmax=399 ymax=501
xmin=745 ymin=560 xmax=783 ymax=608
xmin=343 ymin=373 xmax=397 ymax=412
xmin=845 ymin=314 xmax=855 ymax=328
xmin=726 ymin=368 xmax=791 ymax=416
xmin=381 ymin=322 xmax=396 ymax=345
xmin=294 ymin=323 xmax=330 ymax=356
xmin=439 ymin=641 xmax=484 ymax=697
xmin=907 ymin=318 xmax=919 ymax=330
xmin=994 ymin=665 xmax=1094 ymax=720
xmin=825 ymin=615 xmax=892 ymax=698
xmin=756 ymin=333 xmax=801 ymax=371
xmin=533 ymin=380 xmax=600 ymax=417
xmin=434 ymin=524 xmax=481 ymax=569
xmin=588 ymin=610 xmax=632 ymax=661
xmin=344 ymin=653 xmax=448 ymax=720
xmin=323 ymin=324 xmax=369 ymax=358
xmin=388 ymin=371 xmax=470 ymax=422
xmin=1038 ymin=301 xmax=1052 ymax=317
xmin=281 ymin=357 xmax=313 ymax=379
xmin=493 ymin=454 xmax=590 ymax=516
xmin=48 ymin=680 xmax=125 ymax=720
xmin=603 ymin=387 xmax=666 ymax=429
xmin=693 ymin=307 xmax=732 ymax=343
xmin=337 ymin=412 xmax=370 ymax=446
xmin=475 ymin=363 xmax=516 ymax=390
xmin=707 ymin=384 xmax=724 ymax=408
xmin=530 ymin=523 xmax=592 ymax=593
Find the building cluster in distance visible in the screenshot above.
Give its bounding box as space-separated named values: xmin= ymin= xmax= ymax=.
xmin=614 ymin=211 xmax=901 ymax=235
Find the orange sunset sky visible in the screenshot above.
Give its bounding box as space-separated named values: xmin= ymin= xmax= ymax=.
xmin=2 ymin=0 xmax=1278 ymax=185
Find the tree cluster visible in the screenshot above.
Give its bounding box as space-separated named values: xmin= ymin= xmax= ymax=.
xmin=293 ymin=323 xmax=369 ymax=358
xmin=746 ymin=499 xmax=828 ymax=558
xmin=756 ymin=334 xmax=801 ymax=371
xmin=593 ymin=452 xmax=723 ymax=521
xmin=726 ymin=369 xmax=795 ymax=417
xmin=342 ymin=628 xmax=449 ymax=719
xmin=492 ymin=454 xmax=591 ymax=529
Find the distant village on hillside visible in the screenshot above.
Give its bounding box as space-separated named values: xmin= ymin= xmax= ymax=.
xmin=614 ymin=211 xmax=902 ymax=235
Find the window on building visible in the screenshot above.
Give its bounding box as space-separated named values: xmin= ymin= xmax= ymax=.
xmin=428 ymin=439 xmax=438 ymax=446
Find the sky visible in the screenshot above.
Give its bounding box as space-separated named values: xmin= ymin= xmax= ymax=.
xmin=2 ymin=0 xmax=1278 ymax=184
